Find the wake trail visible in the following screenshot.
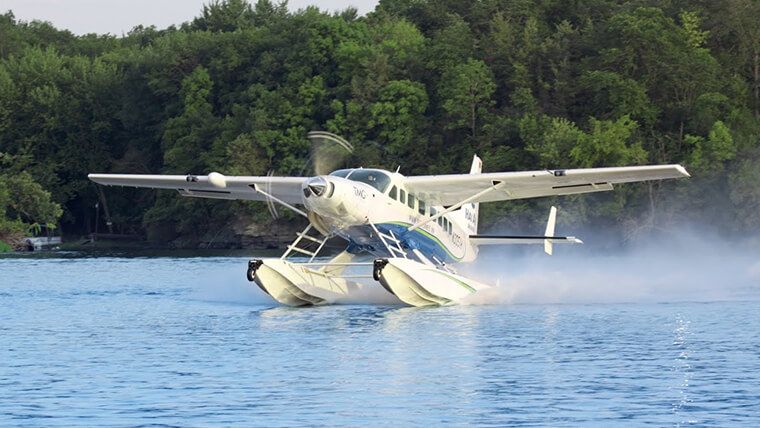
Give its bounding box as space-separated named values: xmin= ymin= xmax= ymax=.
xmin=458 ymin=235 xmax=760 ymax=305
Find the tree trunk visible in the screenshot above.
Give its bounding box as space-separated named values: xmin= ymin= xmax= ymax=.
xmin=754 ymin=48 xmax=759 ymax=118
xmin=647 ymin=181 xmax=662 ymax=230
xmin=96 ymin=185 xmax=114 ymax=234
xmin=471 ymin=102 xmax=476 ymax=137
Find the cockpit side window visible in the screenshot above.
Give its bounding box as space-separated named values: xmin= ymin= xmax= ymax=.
xmin=400 ymin=189 xmax=406 ymax=204
xmin=389 ymin=185 xmax=397 ymax=199
xmin=345 ymin=169 xmax=392 ymax=193
xmin=418 ymin=200 xmax=426 ymax=216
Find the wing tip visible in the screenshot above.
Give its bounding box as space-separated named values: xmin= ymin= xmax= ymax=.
xmin=675 ymin=164 xmax=691 ymax=178
xmin=88 ymin=173 xmax=104 ymax=183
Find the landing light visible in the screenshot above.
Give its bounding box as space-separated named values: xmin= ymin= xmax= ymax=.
xmin=208 ymin=172 xmax=227 ymax=188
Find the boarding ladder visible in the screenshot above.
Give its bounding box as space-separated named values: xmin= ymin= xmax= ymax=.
xmin=280 ymin=224 xmax=374 ymax=280
xmin=281 ymin=224 xmax=330 ymax=262
xmin=370 ymin=223 xmax=407 ymax=259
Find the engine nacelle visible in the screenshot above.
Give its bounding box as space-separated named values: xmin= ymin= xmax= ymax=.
xmin=301 ymin=176 xmax=372 ymax=228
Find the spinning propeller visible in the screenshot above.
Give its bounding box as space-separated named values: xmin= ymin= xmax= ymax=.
xmin=303 ymin=131 xmax=354 ymax=176
xmin=263 ymin=131 xmax=354 ymax=221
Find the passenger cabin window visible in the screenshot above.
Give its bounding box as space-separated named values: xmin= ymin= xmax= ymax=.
xmin=399 ymin=189 xmax=406 ymax=204
xmin=408 ymin=194 xmax=415 ymax=210
xmin=437 ymin=216 xmax=443 ymax=227
xmin=389 ymin=185 xmax=397 ymax=199
xmin=418 ymin=200 xmax=426 ymax=216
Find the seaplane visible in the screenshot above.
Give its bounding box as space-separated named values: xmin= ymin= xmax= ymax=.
xmin=89 ymin=131 xmax=690 ymax=307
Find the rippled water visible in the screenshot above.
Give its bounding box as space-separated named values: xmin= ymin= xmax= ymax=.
xmin=2 ymin=254 xmax=759 ymax=426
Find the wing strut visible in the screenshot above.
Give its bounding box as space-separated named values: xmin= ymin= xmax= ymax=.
xmin=251 ymin=184 xmax=308 ymax=218
xmin=407 ymin=181 xmax=506 ymax=232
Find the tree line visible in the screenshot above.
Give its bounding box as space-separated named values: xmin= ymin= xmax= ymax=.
xmin=1 ymin=0 xmax=759 ymax=249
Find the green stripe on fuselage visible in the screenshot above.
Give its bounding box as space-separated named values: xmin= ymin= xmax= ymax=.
xmin=425 ymin=269 xmax=476 ymax=293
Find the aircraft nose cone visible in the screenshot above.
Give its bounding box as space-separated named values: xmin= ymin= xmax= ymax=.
xmin=305 ymin=176 xmax=329 ymax=197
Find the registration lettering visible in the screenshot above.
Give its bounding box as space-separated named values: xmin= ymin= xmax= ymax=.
xmin=353 ymin=186 xmax=366 ymax=199
xmin=464 ymin=208 xmax=476 ymax=224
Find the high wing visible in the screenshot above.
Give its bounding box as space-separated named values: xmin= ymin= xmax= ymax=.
xmin=403 ymin=164 xmax=689 ymax=206
xmin=88 ymin=172 xmax=307 ymax=203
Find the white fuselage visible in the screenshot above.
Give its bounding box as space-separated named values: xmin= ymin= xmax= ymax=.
xmin=300 ymin=169 xmax=478 ymax=264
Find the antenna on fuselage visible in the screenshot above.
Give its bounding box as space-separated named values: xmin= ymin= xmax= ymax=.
xmin=395 ymin=166 xmax=400 ymax=173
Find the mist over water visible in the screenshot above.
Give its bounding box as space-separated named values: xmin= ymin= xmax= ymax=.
xmin=183 ymin=231 xmax=759 ymax=307
xmin=459 ymin=229 xmax=760 ymax=306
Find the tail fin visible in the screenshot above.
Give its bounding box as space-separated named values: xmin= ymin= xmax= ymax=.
xmin=466 ymin=155 xmax=482 ymax=234
xmin=544 ymin=206 xmax=557 ymax=255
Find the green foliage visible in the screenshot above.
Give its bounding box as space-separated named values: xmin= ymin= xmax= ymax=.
xmin=570 ymin=116 xmax=648 ymax=168
xmin=1 ymin=0 xmax=759 ymax=242
xmin=687 ymin=121 xmax=737 ymax=174
xmin=161 ymin=65 xmax=220 ymax=174
xmin=578 ymin=71 xmax=659 ymax=129
xmin=439 ymin=58 xmax=496 ymax=137
xmin=369 ymin=80 xmax=429 ymax=155
xmin=680 ymin=11 xmax=709 ymax=48
xmin=524 ymin=115 xmax=646 ymax=168
xmin=192 ymin=0 xmax=256 ymax=32
xmin=0 ymin=152 xmax=63 ymax=245
xmin=0 ymin=171 xmax=64 ymax=226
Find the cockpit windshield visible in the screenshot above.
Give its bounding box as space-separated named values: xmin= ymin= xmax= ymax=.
xmin=328 ymin=169 xmax=352 ymax=178
xmin=329 ymin=168 xmax=392 ymax=193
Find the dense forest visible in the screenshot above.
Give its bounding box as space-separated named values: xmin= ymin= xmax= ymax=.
xmin=1 ymin=0 xmax=759 ymax=250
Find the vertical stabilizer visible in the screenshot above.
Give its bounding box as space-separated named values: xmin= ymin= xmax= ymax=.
xmin=466 ymin=155 xmax=483 ymax=235
xmin=544 ymin=206 xmax=557 ymax=255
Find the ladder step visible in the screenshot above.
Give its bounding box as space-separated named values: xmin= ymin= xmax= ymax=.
xmin=296 ymin=232 xmax=325 ymax=244
xmin=286 ymin=245 xmax=316 ymax=256
xmin=389 ymin=247 xmax=406 ymax=256
xmin=378 ymin=233 xmax=400 ymax=244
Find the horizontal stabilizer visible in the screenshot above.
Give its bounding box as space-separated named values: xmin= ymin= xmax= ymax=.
xmin=469 ymin=235 xmax=583 ymax=246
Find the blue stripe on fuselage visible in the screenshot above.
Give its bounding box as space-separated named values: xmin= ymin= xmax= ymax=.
xmin=340 ymin=222 xmax=462 ymax=263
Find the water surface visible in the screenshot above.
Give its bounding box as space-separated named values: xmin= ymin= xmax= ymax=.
xmin=1 ymin=254 xmax=759 ymax=426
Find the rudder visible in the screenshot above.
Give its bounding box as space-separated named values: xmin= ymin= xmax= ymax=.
xmin=466 ymin=155 xmax=482 ymax=234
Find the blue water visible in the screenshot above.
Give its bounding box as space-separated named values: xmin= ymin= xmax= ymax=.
xmin=2 ymin=254 xmax=760 ymax=426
